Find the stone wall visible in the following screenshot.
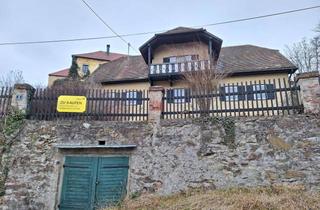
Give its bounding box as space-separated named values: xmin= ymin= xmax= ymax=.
xmin=1 ymin=115 xmax=320 ymax=209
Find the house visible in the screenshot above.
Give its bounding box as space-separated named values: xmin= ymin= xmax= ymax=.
xmin=88 ymin=27 xmax=297 ymax=99
xmin=48 ymin=45 xmax=125 ymax=86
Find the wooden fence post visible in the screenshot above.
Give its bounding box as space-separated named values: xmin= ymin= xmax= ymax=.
xmin=296 ymin=71 xmax=320 ymax=114
xmin=148 ymin=86 xmax=164 ymax=122
xmin=11 ymin=83 xmax=35 ymax=115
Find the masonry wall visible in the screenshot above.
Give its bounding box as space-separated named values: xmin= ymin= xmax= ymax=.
xmin=1 ymin=115 xmax=320 ymax=209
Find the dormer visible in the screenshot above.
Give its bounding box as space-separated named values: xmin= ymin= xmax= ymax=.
xmin=139 ymin=27 xmax=223 ymax=80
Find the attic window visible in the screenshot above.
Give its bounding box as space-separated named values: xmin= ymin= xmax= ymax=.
xmin=163 ymin=55 xmax=199 ymax=63
xmin=82 ymin=64 xmax=89 ymax=75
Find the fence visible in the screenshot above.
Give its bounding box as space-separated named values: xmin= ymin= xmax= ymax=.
xmin=28 ymin=88 xmax=149 ymax=121
xmin=0 ymin=87 xmax=13 ymax=118
xmin=162 ymin=79 xmax=303 ymax=119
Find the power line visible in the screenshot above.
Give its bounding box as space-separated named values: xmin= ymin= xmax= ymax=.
xmin=193 ymin=5 xmax=320 ymax=27
xmin=0 ymin=5 xmax=319 ymax=47
xmin=80 ymin=0 xmax=138 ymax=54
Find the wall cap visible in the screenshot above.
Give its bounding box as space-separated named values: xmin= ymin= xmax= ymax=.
xmin=13 ymin=83 xmax=35 ymax=91
xmin=149 ymin=86 xmax=165 ymax=92
xmin=296 ymin=71 xmax=319 ymax=82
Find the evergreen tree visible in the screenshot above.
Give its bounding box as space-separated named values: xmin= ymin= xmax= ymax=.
xmin=68 ymin=57 xmax=79 ymax=79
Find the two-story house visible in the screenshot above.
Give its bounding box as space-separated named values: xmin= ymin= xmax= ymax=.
xmin=88 ymin=27 xmax=296 ymax=102
xmin=48 ymin=45 xmax=125 ymax=86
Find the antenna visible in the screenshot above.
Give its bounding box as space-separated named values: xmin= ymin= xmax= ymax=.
xmin=128 ymin=43 xmax=131 ymax=55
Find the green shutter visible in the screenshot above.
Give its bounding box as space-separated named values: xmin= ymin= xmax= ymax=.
xmin=59 ymin=156 xmax=98 ymax=210
xmin=247 ymin=85 xmax=254 ymax=100
xmin=238 ymin=86 xmax=246 ymax=100
xmin=219 ymin=86 xmax=226 ymax=101
xmin=266 ymin=84 xmax=275 ymax=99
xmin=136 ymin=91 xmax=143 ymax=105
xmin=95 ymin=157 xmax=129 ymax=209
xmin=167 ymin=89 xmax=174 ymax=104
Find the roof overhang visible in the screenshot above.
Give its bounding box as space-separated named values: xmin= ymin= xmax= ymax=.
xmin=101 ymin=78 xmax=149 ymax=85
xmin=139 ymin=28 xmax=223 ymax=64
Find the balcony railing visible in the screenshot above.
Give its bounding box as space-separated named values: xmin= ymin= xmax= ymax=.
xmin=149 ymin=60 xmax=214 ymax=75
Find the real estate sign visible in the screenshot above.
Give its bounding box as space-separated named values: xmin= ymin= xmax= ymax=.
xmin=57 ymin=95 xmax=87 ymax=113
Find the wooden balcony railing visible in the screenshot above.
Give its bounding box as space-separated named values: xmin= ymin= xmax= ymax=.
xmin=149 ymin=60 xmax=214 ymax=76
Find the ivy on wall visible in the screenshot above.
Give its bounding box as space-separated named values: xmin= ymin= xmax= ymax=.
xmin=0 ymin=109 xmax=25 ymax=196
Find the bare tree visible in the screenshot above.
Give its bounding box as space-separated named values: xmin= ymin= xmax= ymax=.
xmin=182 ymin=42 xmax=228 ymax=115
xmin=0 ymin=70 xmax=24 ymax=87
xmin=285 ymin=22 xmax=320 ymax=73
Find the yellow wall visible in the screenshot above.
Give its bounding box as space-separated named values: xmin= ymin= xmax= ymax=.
xmin=153 ymin=73 xmax=289 ymax=89
xmin=152 ymin=41 xmax=209 ymax=64
xmin=99 ymin=73 xmax=289 ymax=91
xmin=76 ymin=57 xmax=108 ymax=77
xmin=48 ymin=57 xmax=108 ymax=87
xmin=48 ymin=75 xmax=65 ymax=87
xmin=101 ymin=82 xmax=150 ymax=91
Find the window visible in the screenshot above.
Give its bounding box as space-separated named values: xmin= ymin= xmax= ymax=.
xmin=122 ymin=91 xmax=142 ymax=105
xmin=220 ymin=86 xmax=245 ymax=101
xmin=167 ymin=89 xmax=190 ymax=104
xmin=253 ymin=85 xmax=266 ymax=100
xmin=163 ymin=55 xmax=198 ymax=63
xmin=82 ymin=64 xmax=89 ymax=75
xmin=126 ymin=91 xmax=137 ymax=105
xmin=247 ymin=84 xmax=275 ymax=100
xmin=225 ymin=86 xmax=238 ymax=101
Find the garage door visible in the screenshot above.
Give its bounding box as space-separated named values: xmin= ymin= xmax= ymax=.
xmin=59 ymin=156 xmax=129 ymax=210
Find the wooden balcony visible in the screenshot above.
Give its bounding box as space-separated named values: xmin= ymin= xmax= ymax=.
xmin=149 ymin=60 xmax=213 ymax=80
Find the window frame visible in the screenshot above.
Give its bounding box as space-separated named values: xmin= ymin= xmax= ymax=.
xmin=225 ymin=86 xmax=239 ymax=101
xmin=82 ymin=64 xmax=89 ymax=75
xmin=173 ymin=88 xmax=186 ymax=104
xmin=163 ymin=54 xmax=199 ymax=64
xmin=125 ymin=91 xmax=138 ymax=105
xmin=253 ymin=84 xmax=267 ymax=100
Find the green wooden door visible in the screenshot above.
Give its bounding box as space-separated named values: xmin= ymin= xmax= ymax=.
xmin=95 ymin=157 xmax=129 ymax=209
xmin=59 ymin=156 xmax=129 ymax=210
xmin=59 ymin=156 xmax=98 ymax=210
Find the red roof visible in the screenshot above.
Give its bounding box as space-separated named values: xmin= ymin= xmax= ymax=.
xmin=48 ymin=51 xmax=126 ymax=77
xmin=48 ymin=68 xmax=69 ymax=77
xmin=73 ymin=51 xmax=126 ymax=61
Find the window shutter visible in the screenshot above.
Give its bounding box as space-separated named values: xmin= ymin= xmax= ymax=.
xmin=136 ymin=91 xmax=142 ymax=105
xmin=191 ymin=55 xmax=199 ymax=60
xmin=121 ymin=92 xmax=127 ymax=99
xmin=247 ymin=85 xmax=254 ymax=100
xmin=163 ymin=57 xmax=170 ymax=63
xmin=266 ymin=84 xmax=275 ymax=100
xmin=219 ymin=86 xmax=226 ymax=101
xmin=238 ymin=86 xmax=246 ymax=100
xmin=185 ymin=89 xmax=191 ymax=103
xmin=167 ymin=89 xmax=174 ymax=103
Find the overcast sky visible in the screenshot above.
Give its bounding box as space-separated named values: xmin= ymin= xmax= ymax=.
xmin=0 ymin=0 xmax=319 ymax=85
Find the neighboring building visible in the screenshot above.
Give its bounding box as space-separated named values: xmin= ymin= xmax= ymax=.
xmin=88 ymin=27 xmax=297 ymax=97
xmin=48 ymin=46 xmax=126 ymax=86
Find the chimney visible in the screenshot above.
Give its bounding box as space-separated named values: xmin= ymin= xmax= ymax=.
xmin=106 ymin=44 xmax=110 ymax=55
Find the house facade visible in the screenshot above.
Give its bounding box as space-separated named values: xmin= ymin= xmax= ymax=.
xmin=87 ymin=27 xmax=297 ymax=109
xmin=48 ymin=46 xmax=125 ymax=86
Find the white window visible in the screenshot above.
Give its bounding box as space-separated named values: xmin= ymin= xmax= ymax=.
xmin=173 ymin=89 xmax=185 ymax=103
xmin=225 ymin=86 xmax=238 ymax=101
xmin=82 ymin=64 xmax=89 ymax=75
xmin=163 ymin=55 xmax=198 ymax=63
xmin=253 ymin=85 xmax=267 ymax=100
xmin=126 ymin=91 xmax=138 ymax=105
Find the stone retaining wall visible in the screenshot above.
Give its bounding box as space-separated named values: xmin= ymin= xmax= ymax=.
xmin=1 ymin=115 xmax=320 ymax=209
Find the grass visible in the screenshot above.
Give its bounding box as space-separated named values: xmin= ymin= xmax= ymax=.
xmin=105 ymin=185 xmax=320 ymax=210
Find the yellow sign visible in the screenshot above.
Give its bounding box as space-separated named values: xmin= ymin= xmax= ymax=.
xmin=57 ymin=95 xmax=87 ymax=113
